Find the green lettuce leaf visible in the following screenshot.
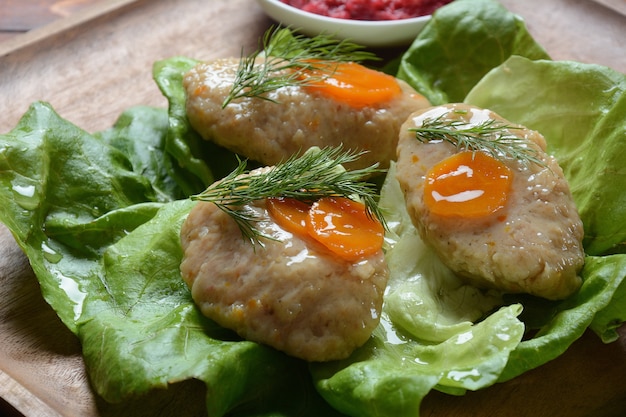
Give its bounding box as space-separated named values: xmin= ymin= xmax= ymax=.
xmin=310 ymin=165 xmax=526 ymax=417
xmin=311 ymin=141 xmax=626 ymax=415
xmin=461 ymin=56 xmax=626 ymax=380
xmin=0 ymin=103 xmax=171 ymax=329
xmin=590 ymin=260 xmax=626 ymax=343
xmin=152 ymin=56 xmax=214 ymax=195
xmin=313 ymin=303 xmax=524 ymax=416
xmin=95 ymin=105 xmax=184 ymax=201
xmin=153 ymin=56 xmax=240 ymax=186
xmin=465 ymin=56 xmax=626 ymax=255
xmin=79 ymin=199 xmax=340 ymax=416
xmin=499 ymin=254 xmax=626 ymax=382
xmin=312 ymin=18 xmax=626 ymax=417
xmin=0 ymin=102 xmax=344 ymax=417
xmin=396 ymin=0 xmax=550 ymax=105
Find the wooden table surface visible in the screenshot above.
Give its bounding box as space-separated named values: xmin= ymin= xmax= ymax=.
xmin=0 ymin=1 xmax=625 ymax=416
xmin=0 ymin=0 xmax=99 ymax=42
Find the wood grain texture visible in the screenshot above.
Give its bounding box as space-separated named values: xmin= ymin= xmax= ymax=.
xmin=0 ymin=0 xmax=625 ymax=416
xmin=502 ymin=0 xmax=625 ymax=70
xmin=591 ymin=0 xmax=626 ymax=16
xmin=0 ymin=0 xmax=102 ymax=44
xmin=0 ymin=0 xmax=93 ymax=30
xmin=0 ymin=0 xmax=142 ymax=56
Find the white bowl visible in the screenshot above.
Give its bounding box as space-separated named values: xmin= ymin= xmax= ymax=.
xmin=256 ymin=0 xmax=431 ymax=48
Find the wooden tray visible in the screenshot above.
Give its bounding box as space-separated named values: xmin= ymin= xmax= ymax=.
xmin=591 ymin=0 xmax=626 ymax=16
xmin=1 ymin=0 xmax=625 ymax=416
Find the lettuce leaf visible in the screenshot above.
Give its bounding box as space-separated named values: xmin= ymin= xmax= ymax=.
xmin=396 ymin=0 xmax=550 ymax=105
xmin=465 ymin=56 xmax=626 ymax=255
xmin=0 ymin=103 xmax=344 ymax=417
xmin=461 ymin=55 xmax=626 ymax=380
xmin=499 ymin=254 xmax=626 ymax=382
xmin=95 ymin=105 xmax=186 ymax=201
xmin=153 ymin=56 xmax=241 ymax=185
xmin=0 ymin=103 xmax=173 ymax=330
xmin=311 ymin=55 xmax=626 ymax=410
xmin=590 ymin=264 xmax=626 ymax=343
xmin=310 ymin=165 xmax=525 ymax=417
xmin=310 ymin=6 xmax=626 ymax=414
xmin=4 ymin=97 xmax=622 ymax=417
xmin=312 ymin=304 xmax=523 ymax=416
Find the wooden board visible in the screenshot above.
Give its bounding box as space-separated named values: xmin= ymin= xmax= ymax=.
xmin=591 ymin=0 xmax=626 ymax=16
xmin=0 ymin=0 xmax=625 ymax=416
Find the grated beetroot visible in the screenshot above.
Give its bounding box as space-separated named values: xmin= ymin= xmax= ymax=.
xmin=281 ymin=0 xmax=453 ymax=20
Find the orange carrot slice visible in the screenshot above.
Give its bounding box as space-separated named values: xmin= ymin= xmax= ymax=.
xmin=424 ymin=151 xmax=513 ymax=218
xmin=266 ymin=197 xmax=311 ymax=237
xmin=306 ymin=197 xmax=384 ymax=261
xmin=267 ymin=196 xmax=384 ymax=261
xmin=301 ymin=61 xmax=402 ymax=108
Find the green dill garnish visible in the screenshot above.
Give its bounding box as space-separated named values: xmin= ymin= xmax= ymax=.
xmin=409 ymin=112 xmax=546 ymax=167
xmin=191 ymin=147 xmax=386 ymax=245
xmin=222 ymin=27 xmax=379 ymax=108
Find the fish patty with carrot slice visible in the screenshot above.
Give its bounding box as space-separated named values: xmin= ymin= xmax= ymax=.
xmin=180 ymin=170 xmax=388 ymax=361
xmin=183 ymin=57 xmax=429 ymax=171
xmin=395 ymin=103 xmax=585 ymax=300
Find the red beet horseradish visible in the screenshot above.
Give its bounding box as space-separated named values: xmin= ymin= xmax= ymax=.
xmin=280 ymin=0 xmax=453 ymax=20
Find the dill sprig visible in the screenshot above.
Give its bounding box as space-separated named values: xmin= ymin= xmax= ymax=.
xmin=222 ymin=27 xmax=379 ymax=108
xmin=409 ymin=112 xmax=546 ymax=167
xmin=191 ymin=147 xmax=386 ymax=245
